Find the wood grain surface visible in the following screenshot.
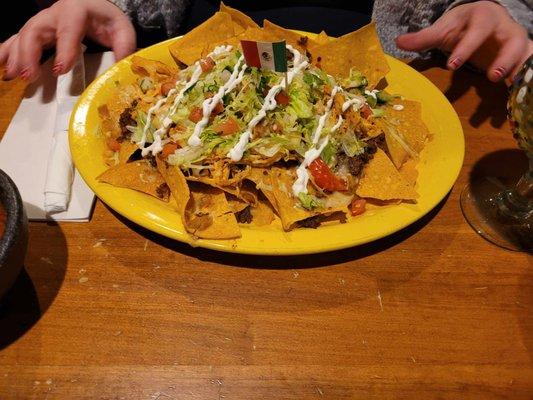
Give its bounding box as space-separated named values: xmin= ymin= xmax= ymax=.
xmin=0 ymin=60 xmax=531 ymax=399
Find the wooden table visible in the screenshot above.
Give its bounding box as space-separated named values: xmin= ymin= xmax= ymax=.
xmin=0 ymin=60 xmax=531 ymax=399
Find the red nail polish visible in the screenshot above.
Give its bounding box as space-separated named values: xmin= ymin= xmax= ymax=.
xmin=20 ymin=69 xmax=30 ymax=81
xmin=52 ymin=62 xmax=63 ymax=76
xmin=493 ymin=67 xmax=506 ymax=79
xmin=448 ymin=57 xmax=462 ymax=70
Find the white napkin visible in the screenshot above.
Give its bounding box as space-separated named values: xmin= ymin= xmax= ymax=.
xmin=0 ymin=51 xmax=115 ymax=221
xmin=44 ymin=47 xmax=86 ymax=213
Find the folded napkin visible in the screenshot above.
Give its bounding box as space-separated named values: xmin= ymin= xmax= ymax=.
xmin=44 ymin=47 xmax=86 ymax=213
xmin=0 ymin=51 xmax=115 ymax=221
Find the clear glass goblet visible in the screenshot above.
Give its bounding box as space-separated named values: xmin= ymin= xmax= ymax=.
xmin=460 ymin=56 xmax=532 ymax=251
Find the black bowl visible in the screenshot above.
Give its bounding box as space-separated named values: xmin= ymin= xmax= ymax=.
xmin=0 ymin=169 xmax=28 ymax=300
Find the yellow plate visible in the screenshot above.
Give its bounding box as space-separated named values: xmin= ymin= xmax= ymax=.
xmin=70 ymin=36 xmax=464 ymax=255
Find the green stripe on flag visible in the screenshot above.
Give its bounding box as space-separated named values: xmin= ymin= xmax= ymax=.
xmin=273 ymin=41 xmax=287 ymax=73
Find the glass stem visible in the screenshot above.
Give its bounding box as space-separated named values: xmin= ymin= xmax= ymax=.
xmin=495 ymin=155 xmax=533 ymax=220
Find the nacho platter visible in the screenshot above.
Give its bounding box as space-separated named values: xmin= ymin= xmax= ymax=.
xmin=70 ymin=5 xmax=464 ymax=255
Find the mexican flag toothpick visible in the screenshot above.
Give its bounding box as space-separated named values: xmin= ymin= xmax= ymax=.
xmin=241 ymin=40 xmax=288 ymax=88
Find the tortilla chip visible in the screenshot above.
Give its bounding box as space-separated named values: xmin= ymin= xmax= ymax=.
xmin=186 ymin=183 xmax=241 ymax=239
xmin=196 ymin=27 xmax=278 ymax=58
xmin=169 ymin=12 xmax=243 ymax=66
xmin=130 ymin=56 xmax=177 ymax=80
xmin=310 ymin=22 xmax=389 ymax=88
xmin=156 ymin=160 xmax=239 ymax=239
xmin=309 ymin=30 xmax=330 ymax=49
xmin=262 ymin=20 xmax=317 ymax=54
xmin=399 ymin=159 xmax=419 ymax=188
xmin=155 ymin=157 xmax=189 ymax=215
xmin=270 ymin=167 xmax=346 ymax=231
xmin=98 ymin=160 xmax=170 ymax=201
xmin=118 ymin=141 xmax=139 ymax=164
xmin=356 ymin=149 xmax=418 ymax=201
xmin=184 ymin=163 xmax=253 ymax=202
xmin=220 ymin=2 xmax=259 ymax=29
xmin=250 ymin=196 xmax=276 ymax=226
xmin=381 ymin=100 xmax=429 ymax=168
xmin=226 ymin=195 xmax=249 ymax=213
xmin=238 ymin=27 xmax=279 ymax=42
xmin=246 ymin=168 xmax=279 ymax=213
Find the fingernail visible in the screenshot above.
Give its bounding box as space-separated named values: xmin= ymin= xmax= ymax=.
xmin=20 ymin=67 xmax=30 ymax=81
xmin=448 ymin=57 xmax=462 ymax=70
xmin=492 ymin=67 xmax=506 ymax=80
xmin=52 ymin=62 xmax=63 ymax=76
xmin=448 ymin=57 xmax=462 ymax=71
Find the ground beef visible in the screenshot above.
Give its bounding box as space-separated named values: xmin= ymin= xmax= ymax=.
xmin=146 ymin=155 xmax=157 ymax=168
xmin=297 ymin=215 xmax=322 ymax=229
xmin=155 ymin=183 xmax=170 ymax=200
xmin=338 ymin=134 xmax=385 ymax=177
xmin=297 ymin=36 xmax=308 ymax=47
xmin=118 ymin=99 xmax=138 ymax=142
xmin=236 ymin=206 xmax=253 ymax=224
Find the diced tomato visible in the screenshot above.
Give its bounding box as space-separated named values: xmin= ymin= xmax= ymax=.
xmin=360 ymin=104 xmax=372 ymax=119
xmin=212 ymin=101 xmax=224 ymax=115
xmin=349 ymin=198 xmax=366 ymax=216
xmin=308 ymin=158 xmax=347 ymax=192
xmin=214 ymin=117 xmax=240 ymax=135
xmin=275 ymin=90 xmax=290 ymax=106
xmin=106 ymin=138 xmax=121 ymax=152
xmin=200 ymin=57 xmax=215 ymax=73
xmin=188 ymin=106 xmax=203 ymax=123
xmin=160 ymin=81 xmax=175 ymax=96
xmin=161 ymin=142 xmax=179 ymax=159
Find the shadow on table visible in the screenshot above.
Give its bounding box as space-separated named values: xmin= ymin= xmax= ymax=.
xmin=408 ymin=57 xmax=508 ymax=129
xmin=110 ymin=192 xmax=449 ymax=270
xmin=465 ymin=149 xmax=532 ymax=252
xmin=469 ymin=149 xmax=527 ymax=183
xmin=0 ymin=222 xmax=68 ymax=351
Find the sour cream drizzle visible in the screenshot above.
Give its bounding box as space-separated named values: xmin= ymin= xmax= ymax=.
xmin=139 ymin=45 xmax=233 ymax=156
xmin=227 ymin=44 xmax=309 ymax=162
xmin=341 ymin=95 xmax=364 ymax=112
xmin=292 ymin=86 xmax=344 ymax=197
xmin=311 ymin=86 xmax=342 ymax=144
xmin=188 ymin=54 xmax=247 ymax=146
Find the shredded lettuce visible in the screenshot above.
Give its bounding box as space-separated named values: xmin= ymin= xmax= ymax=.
xmin=376 ymin=90 xmax=394 ymax=104
xmin=303 ymin=71 xmax=324 ymax=89
xmin=342 ymin=68 xmax=368 ymax=89
xmin=371 ymin=108 xmax=385 ymax=118
xmin=321 ymin=140 xmax=337 ymax=167
xmin=287 ymin=77 xmax=313 ymax=119
xmin=365 ymin=94 xmax=377 ymax=108
xmin=131 ymin=111 xmax=153 ymax=144
xmin=341 ymin=134 xmax=366 ymax=157
xmin=167 ymin=145 xmax=205 ymax=166
xmin=298 ymin=192 xmax=324 ymax=210
xmin=139 ymin=77 xmax=154 ymax=94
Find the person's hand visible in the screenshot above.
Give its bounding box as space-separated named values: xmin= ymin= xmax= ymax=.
xmin=0 ymin=0 xmax=136 ymax=82
xmin=395 ymin=0 xmax=532 ymax=82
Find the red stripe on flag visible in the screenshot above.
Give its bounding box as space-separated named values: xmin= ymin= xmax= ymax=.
xmin=241 ymin=40 xmax=261 ymax=69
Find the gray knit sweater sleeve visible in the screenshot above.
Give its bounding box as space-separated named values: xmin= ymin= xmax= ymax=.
xmin=108 ymin=0 xmax=191 ymax=37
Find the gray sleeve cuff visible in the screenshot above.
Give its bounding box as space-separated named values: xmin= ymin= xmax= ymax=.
xmin=107 ymin=0 xmax=190 ymax=37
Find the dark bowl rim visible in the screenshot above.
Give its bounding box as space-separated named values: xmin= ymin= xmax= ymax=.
xmin=0 ymin=168 xmax=24 ymax=265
